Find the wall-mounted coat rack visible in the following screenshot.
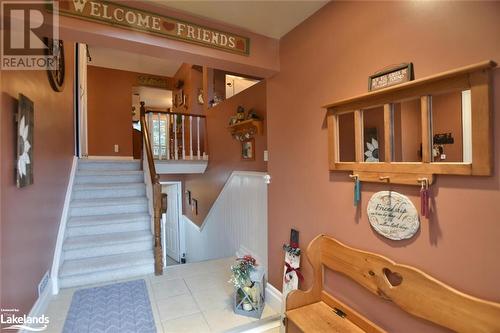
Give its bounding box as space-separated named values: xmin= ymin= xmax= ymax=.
xmin=323 ymin=61 xmax=496 ymax=185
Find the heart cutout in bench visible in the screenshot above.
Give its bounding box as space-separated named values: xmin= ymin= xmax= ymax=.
xmin=383 ymin=268 xmax=403 ymax=287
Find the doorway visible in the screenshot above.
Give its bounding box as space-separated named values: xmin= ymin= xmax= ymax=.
xmin=161 ymin=181 xmax=185 ymax=267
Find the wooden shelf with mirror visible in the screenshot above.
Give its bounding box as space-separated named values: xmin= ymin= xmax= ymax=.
xmin=324 ymin=61 xmax=496 ymax=185
xmin=228 ymin=119 xmax=263 ymax=138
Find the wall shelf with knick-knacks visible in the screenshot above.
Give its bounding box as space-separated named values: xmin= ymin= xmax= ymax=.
xmin=228 ymin=119 xmax=263 ymax=141
xmin=323 ymin=60 xmax=496 ymax=186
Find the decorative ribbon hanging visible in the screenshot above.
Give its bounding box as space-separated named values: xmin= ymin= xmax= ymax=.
xmin=420 ymin=179 xmax=430 ymax=218
xmin=354 ymin=177 xmax=361 ymax=206
xmin=284 ymin=262 xmax=304 ymax=282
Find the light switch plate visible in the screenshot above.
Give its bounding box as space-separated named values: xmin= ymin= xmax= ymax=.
xmin=114 ymin=144 xmax=119 ymax=153
xmin=264 ymin=150 xmax=269 ymax=161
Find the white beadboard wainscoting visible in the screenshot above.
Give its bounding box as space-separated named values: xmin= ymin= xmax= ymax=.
xmin=183 ymin=171 xmax=269 ymax=272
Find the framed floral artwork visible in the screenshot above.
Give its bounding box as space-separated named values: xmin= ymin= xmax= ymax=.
xmin=241 ymin=138 xmax=255 ymax=161
xmin=364 ymin=127 xmax=379 ymax=162
xmin=17 ymin=94 xmax=34 ymax=188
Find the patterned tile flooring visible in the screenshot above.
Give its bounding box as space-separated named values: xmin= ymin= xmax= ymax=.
xmin=44 ymin=257 xmax=280 ymax=333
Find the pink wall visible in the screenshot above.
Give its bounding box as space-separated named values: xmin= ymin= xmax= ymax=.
xmin=1 ymin=44 xmax=75 ymax=316
xmin=181 ymin=81 xmax=268 ymax=226
xmin=267 ymin=2 xmax=500 ymax=332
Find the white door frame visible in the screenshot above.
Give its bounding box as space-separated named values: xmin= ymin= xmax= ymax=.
xmin=76 ymin=43 xmax=88 ymax=158
xmin=160 ymin=181 xmax=185 ymax=266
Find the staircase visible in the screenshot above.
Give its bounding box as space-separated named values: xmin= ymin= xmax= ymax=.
xmin=58 ymin=159 xmax=155 ymax=289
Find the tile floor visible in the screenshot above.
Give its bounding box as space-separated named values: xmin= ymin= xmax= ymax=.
xmin=166 ymin=255 xmax=180 ymax=266
xmin=43 ymin=257 xmax=280 ymax=333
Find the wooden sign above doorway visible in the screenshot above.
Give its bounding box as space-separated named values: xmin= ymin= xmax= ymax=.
xmin=59 ymin=0 xmax=250 ymax=56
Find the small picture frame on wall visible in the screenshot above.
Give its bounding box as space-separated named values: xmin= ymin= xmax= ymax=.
xmin=176 ymin=89 xmax=184 ymax=107
xmin=241 ymin=138 xmax=255 ymax=161
xmin=16 ymin=94 xmax=34 ymax=188
xmin=368 ymin=63 xmax=414 ymax=91
xmin=186 ymin=190 xmax=192 ymax=205
xmin=191 ymin=199 xmax=198 ymax=215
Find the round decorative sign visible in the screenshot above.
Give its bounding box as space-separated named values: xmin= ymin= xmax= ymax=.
xmin=367 ymin=191 xmax=420 ymax=240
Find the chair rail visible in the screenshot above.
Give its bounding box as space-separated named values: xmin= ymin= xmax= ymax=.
xmin=140 ymin=101 xmax=163 ymax=275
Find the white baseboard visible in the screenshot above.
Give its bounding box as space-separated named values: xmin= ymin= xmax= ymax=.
xmin=86 ymin=155 xmax=134 ymax=160
xmin=50 ymin=156 xmax=78 ymax=295
xmin=265 ymin=283 xmax=283 ymax=314
xmin=22 ymin=279 xmax=53 ymax=333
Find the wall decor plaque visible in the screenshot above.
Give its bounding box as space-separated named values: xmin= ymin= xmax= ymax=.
xmin=369 ymin=63 xmax=414 ymax=91
xmin=58 ymin=0 xmax=250 ymax=55
xmin=16 ymin=94 xmax=34 ymax=188
xmin=367 ymin=191 xmax=419 ymax=240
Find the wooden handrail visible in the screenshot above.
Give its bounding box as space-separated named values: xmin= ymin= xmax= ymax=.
xmin=140 ymin=101 xmax=163 ymax=275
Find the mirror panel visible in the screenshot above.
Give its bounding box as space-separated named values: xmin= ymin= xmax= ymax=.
xmin=362 ymin=106 xmax=385 ymax=162
xmin=393 ymin=98 xmax=422 ymax=162
xmin=338 ymin=112 xmax=356 ymax=162
xmin=431 ymin=90 xmax=471 ymax=163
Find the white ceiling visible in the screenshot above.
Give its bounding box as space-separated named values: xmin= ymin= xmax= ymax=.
xmin=151 ymin=1 xmax=329 ymax=39
xmin=88 ymin=46 xmax=182 ymax=77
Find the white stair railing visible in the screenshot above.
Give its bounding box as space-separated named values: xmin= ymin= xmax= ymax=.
xmin=145 ymin=109 xmax=207 ymax=161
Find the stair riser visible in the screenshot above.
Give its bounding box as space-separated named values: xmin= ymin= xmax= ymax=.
xmin=70 ymin=203 xmax=148 ymax=217
xmin=64 ymin=240 xmax=153 ymax=260
xmin=75 ymin=174 xmax=144 ymax=184
xmin=59 ymin=264 xmax=154 ymax=289
xmin=72 ymin=187 xmax=146 ymax=200
xmin=78 ymin=162 xmax=141 ymax=171
xmin=66 ymin=221 xmax=150 ymax=237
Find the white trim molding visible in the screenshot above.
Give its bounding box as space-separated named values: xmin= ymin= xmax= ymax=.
xmin=22 ymin=279 xmax=53 ymax=333
xmin=265 ymin=283 xmax=284 ymax=315
xmin=50 ymin=156 xmax=78 ymax=295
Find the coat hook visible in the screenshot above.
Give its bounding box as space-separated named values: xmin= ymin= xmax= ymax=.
xmin=379 ymin=176 xmax=390 ymax=182
xmin=417 ymin=178 xmax=428 ymax=187
xmin=349 ymin=174 xmax=359 ymax=180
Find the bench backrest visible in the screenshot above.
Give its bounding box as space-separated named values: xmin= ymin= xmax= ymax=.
xmin=292 ymin=235 xmax=500 ymax=333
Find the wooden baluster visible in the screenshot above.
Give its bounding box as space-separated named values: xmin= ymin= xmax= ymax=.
xmin=174 ymin=114 xmax=178 ymax=160
xmin=189 ymin=116 xmax=193 ymax=159
xmin=197 ymin=116 xmax=201 ymax=160
xmin=157 ymin=113 xmax=162 ymax=160
xmin=166 ymin=114 xmax=170 ymax=160
xmin=182 ymin=115 xmax=186 ymax=160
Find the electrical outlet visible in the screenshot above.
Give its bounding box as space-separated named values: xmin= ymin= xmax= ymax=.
xmin=38 ymin=271 xmax=50 ymax=297
xmin=114 ymin=144 xmax=119 ymax=153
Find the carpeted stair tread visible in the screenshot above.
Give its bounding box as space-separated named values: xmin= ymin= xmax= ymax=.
xmin=68 ymin=213 xmax=150 ymax=227
xmin=63 ymin=231 xmax=152 ymax=250
xmin=73 ymin=182 xmax=145 ymax=190
xmin=76 ymin=170 xmax=143 ymax=176
xmin=60 ymin=251 xmax=154 ymax=277
xmin=71 ymin=196 xmax=147 ymax=208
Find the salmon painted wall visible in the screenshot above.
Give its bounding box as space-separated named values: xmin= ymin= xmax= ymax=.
xmin=267 ymin=2 xmax=500 ymax=332
xmin=87 ymin=66 xmax=173 ymax=157
xmin=1 ymin=44 xmax=75 ymax=315
xmin=182 ymin=81 xmax=268 ymax=226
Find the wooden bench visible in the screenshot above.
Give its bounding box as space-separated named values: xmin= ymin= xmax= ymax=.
xmin=285 ymin=235 xmax=500 ymax=333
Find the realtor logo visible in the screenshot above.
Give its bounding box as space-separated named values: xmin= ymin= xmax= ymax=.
xmin=1 ymin=0 xmax=59 ymax=70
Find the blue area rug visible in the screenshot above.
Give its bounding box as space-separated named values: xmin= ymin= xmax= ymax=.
xmin=63 ymin=279 xmax=156 ymax=333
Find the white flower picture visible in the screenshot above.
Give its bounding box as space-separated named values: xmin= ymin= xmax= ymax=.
xmin=18 ymin=116 xmax=31 ymax=178
xmin=17 ymin=94 xmax=34 ymax=188
xmin=365 ymin=137 xmax=379 ymax=162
